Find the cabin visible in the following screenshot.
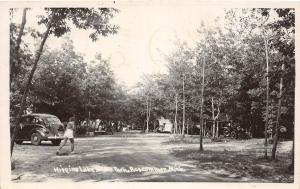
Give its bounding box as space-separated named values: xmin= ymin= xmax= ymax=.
xmin=155 ymin=117 xmax=173 ymax=133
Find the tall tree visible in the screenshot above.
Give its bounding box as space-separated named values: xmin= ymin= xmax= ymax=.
xmin=199 ymin=56 xmax=205 ymax=152
xmin=10 ymin=8 xmax=28 ymax=89
xmin=266 ymin=8 xmax=295 ymax=160
xmin=272 ymin=63 xmax=284 ymax=159
xmin=182 ymin=74 xmax=185 ymax=135
xmin=32 ymin=36 xmax=87 ymax=120
xmin=11 ymin=11 xmax=55 ymax=155
xmin=264 ymin=37 xmax=270 ymax=158
xmin=10 ymin=8 xmax=119 ymax=155
xmin=166 ymin=42 xmax=194 ymax=135
xmin=174 ymin=93 xmax=178 ymax=134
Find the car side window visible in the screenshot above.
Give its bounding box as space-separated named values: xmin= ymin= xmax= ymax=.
xmin=35 ymin=117 xmax=45 ymax=125
xmin=38 ymin=118 xmax=45 ymax=125
xmin=31 ymin=118 xmax=37 ymax=124
xmin=19 ymin=117 xmax=32 ymax=129
xmin=32 ymin=117 xmax=43 ymax=125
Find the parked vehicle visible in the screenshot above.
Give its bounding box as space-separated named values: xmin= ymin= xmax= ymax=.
xmin=11 ymin=114 xmax=65 ymax=146
xmin=223 ymin=124 xmax=252 ymax=139
xmin=94 ymin=121 xmax=113 ymax=135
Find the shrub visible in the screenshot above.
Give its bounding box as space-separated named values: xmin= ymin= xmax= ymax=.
xmin=76 ymin=126 xmax=88 ymax=135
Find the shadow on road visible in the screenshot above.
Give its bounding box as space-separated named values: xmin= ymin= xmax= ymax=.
xmin=12 ymin=134 xmax=292 ymax=182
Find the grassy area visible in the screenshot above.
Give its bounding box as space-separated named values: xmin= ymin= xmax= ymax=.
xmin=166 ymin=138 xmax=294 ymax=182
xmin=164 ymin=134 xmax=232 ymax=144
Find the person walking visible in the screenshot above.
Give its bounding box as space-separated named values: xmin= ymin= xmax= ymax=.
xmin=56 ymin=117 xmax=75 ymax=155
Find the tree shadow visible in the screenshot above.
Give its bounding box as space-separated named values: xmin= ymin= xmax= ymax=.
xmin=17 ymin=142 xmax=56 ymax=146
xmin=169 ymin=147 xmax=294 ymax=183
xmin=11 ymin=137 xmax=293 ymax=183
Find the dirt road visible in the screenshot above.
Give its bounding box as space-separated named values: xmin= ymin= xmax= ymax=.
xmin=11 ymin=132 xmax=293 ymax=182
xmin=11 ymin=132 xmax=246 ymax=182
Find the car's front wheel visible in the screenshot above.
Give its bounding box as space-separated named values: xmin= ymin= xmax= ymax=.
xmin=51 ymin=140 xmax=61 ymax=146
xmin=31 ymin=133 xmax=42 ymax=145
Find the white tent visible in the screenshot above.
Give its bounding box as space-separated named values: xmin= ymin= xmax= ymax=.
xmin=157 ymin=117 xmax=173 ymax=133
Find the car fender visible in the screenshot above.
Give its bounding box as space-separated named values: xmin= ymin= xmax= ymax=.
xmin=36 ymin=129 xmax=47 ymax=137
xmin=31 ymin=126 xmax=47 ymax=138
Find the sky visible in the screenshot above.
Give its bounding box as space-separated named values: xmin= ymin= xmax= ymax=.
xmin=12 ymin=6 xmax=225 ymax=87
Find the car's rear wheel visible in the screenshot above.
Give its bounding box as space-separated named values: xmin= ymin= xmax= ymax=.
xmin=15 ymin=140 xmax=23 ymax=145
xmin=31 ymin=133 xmax=42 ymax=145
xmin=51 ymin=140 xmax=61 ymax=146
xmin=230 ymin=131 xmax=237 ymax=139
xmin=223 ymin=128 xmax=230 ymax=137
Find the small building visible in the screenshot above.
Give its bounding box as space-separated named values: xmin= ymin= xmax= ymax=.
xmin=155 ymin=117 xmax=173 ymax=133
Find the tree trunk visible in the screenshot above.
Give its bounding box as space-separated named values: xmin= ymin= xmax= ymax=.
xmin=211 ymin=97 xmax=220 ymax=138
xmin=146 ymin=96 xmax=149 ymax=133
xmin=187 ymin=118 xmax=191 ymax=135
xmin=204 ymin=120 xmax=207 ymax=137
xmin=272 ymin=63 xmax=284 ymax=160
xmin=148 ymin=97 xmax=151 ymax=131
xmin=88 ymin=111 xmax=90 ymax=127
xmin=211 ymin=97 xmax=215 ymax=137
xmin=216 ymin=104 xmax=220 ymax=138
xmin=182 ymin=74 xmax=185 ymax=136
xmin=11 ymin=13 xmax=54 ymax=156
xmin=288 ymin=138 xmax=294 ymax=171
xmin=174 ymin=93 xmax=178 ymax=134
xmin=199 ymin=56 xmax=205 ymax=152
xmin=216 ymin=121 xmax=219 ymax=138
xmin=11 ymin=8 xmax=28 ymax=89
xmin=264 ymin=38 xmax=269 ymax=159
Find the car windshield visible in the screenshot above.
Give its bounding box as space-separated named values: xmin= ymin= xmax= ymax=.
xmin=45 ymin=116 xmax=61 ymax=124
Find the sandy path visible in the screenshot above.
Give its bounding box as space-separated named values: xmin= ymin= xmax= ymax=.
xmin=11 ymin=132 xmax=243 ymax=182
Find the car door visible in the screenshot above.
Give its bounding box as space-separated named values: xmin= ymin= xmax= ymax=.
xmin=23 ymin=116 xmax=37 ymax=140
xmin=28 ymin=117 xmax=43 ymax=137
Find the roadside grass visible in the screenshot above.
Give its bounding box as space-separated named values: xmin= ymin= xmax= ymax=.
xmin=163 ymin=134 xmax=230 ymax=144
xmin=75 ymin=130 xmax=173 ymax=138
xmin=167 ymin=138 xmax=294 ymax=182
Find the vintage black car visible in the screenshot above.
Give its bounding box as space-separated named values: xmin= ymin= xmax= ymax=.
xmin=12 ymin=114 xmax=65 ymax=146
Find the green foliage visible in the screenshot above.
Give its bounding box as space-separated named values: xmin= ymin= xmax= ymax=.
xmin=31 ymin=37 xmax=86 ymax=120
xmin=10 ymin=8 xmax=120 ymax=121
xmin=38 ymin=8 xmax=119 ymax=41
xmin=28 ymin=37 xmax=127 ymax=122
xmin=10 ymin=8 xmax=294 ymax=139
xmin=132 ymin=8 xmax=294 ymax=139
